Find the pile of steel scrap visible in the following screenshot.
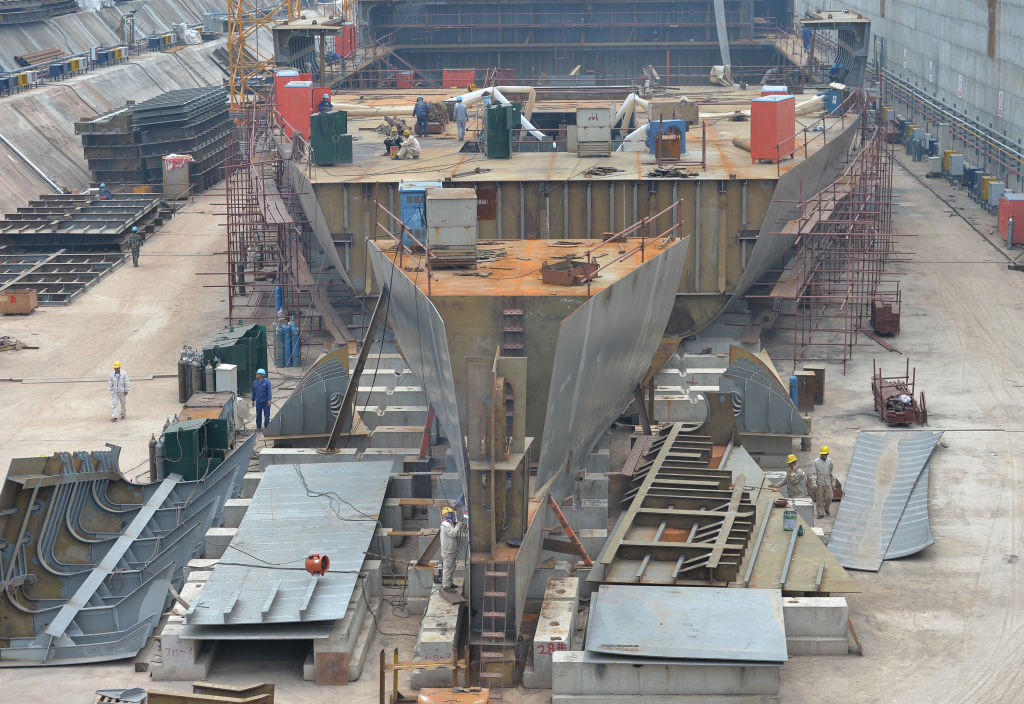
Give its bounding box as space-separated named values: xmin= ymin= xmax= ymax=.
xmin=828 ymin=430 xmax=943 ymax=571
xmin=0 ymin=435 xmax=255 ymax=666
xmin=871 ymin=358 xmax=927 ymax=426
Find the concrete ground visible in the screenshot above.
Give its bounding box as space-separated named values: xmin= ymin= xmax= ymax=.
xmin=774 ymin=151 xmax=1024 ymax=702
xmin=5 ymin=149 xmax=1024 ymax=702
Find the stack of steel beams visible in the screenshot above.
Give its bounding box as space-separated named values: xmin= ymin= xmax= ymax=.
xmin=0 ymin=192 xmax=169 ymax=251
xmin=0 ymin=250 xmax=126 ymax=304
xmin=75 ymin=87 xmax=230 ymax=193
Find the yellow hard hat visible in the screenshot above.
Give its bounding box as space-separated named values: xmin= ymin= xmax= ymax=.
xmin=441 ymin=506 xmax=454 ymax=516
xmin=787 ymin=454 xmax=798 ymax=464
xmin=403 ymin=129 xmax=411 ymax=136
xmin=391 ymin=126 xmax=398 ymax=132
xmin=820 ymin=445 xmax=829 ymax=455
xmin=113 ymin=361 xmax=121 ymax=369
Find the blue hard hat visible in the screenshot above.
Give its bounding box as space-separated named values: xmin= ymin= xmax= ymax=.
xmin=100 ymin=183 xmax=105 ymax=187
xmin=456 ymin=96 xmax=462 ymax=101
xmin=257 ymin=368 xmax=267 ymax=375
xmin=131 ymin=226 xmax=138 ymax=231
xmin=417 ymin=96 xmax=423 ymax=100
xmin=323 ymin=93 xmax=329 ymax=99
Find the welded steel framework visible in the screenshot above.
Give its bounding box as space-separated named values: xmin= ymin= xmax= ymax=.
xmin=750 ymin=114 xmax=900 ymax=371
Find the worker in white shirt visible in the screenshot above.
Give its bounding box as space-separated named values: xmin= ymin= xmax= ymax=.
xmin=108 ymin=361 xmax=131 ymax=421
xmin=439 ymin=506 xmax=467 ymax=592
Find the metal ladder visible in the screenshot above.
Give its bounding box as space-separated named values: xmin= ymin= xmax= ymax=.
xmin=479 ymin=560 xmax=511 ymax=697
xmin=501 ymin=307 xmax=524 ymax=355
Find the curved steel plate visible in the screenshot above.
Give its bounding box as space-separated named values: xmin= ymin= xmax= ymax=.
xmin=537 ymin=239 xmax=689 ymax=502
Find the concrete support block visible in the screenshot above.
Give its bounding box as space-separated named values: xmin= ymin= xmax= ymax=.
xmin=552 ymin=651 xmax=780 ymax=697
xmin=577 ymin=529 xmax=607 ymax=560
xmin=150 ymin=615 xmax=215 ymax=681
xmin=381 ymin=498 xmax=404 ymax=531
xmin=407 ymin=563 xmax=438 ymax=598
xmin=240 ymin=472 xmax=263 ymax=499
xmin=258 ymin=447 xmax=357 ymax=470
xmin=360 ymin=405 xmax=429 ymax=429
xmin=203 ymin=527 xmax=236 ymax=559
xmin=357 ymin=385 xmax=426 ymax=407
xmin=654 ymin=393 xmax=709 ymax=423
xmin=783 ymin=597 xmax=849 ymax=656
xmin=368 ymin=426 xmax=426 ymax=449
xmin=793 ymin=498 xmax=815 ymax=527
xmin=579 ymin=473 xmax=608 ymax=501
xmin=654 ymin=368 xmax=685 ymax=386
xmin=410 ymin=581 xmax=464 ymax=689
xmin=583 ymin=449 xmax=610 ymax=474
xmin=567 ymin=498 xmax=608 ymax=531
xmin=524 ymin=599 xmax=576 ymax=688
xmin=681 ymin=368 xmax=727 ymax=386
xmin=545 ymin=577 xmax=580 ymax=602
xmin=360 ymin=448 xmax=420 ymax=473
xmin=313 ymin=579 xmax=371 ymax=685
xmin=222 ymin=498 xmax=251 ymax=528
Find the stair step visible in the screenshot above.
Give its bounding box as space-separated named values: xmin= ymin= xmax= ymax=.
xmin=482 ymin=611 xmax=505 ymax=618
xmin=481 ymin=631 xmax=504 ymax=639
xmin=484 ymin=570 xmax=508 ymax=577
xmin=483 ymin=591 xmax=507 ymax=597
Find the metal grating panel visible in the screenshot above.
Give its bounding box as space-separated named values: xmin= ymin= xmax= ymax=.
xmin=536 ymin=238 xmax=689 ymax=504
xmin=828 ymin=430 xmax=942 ymax=571
xmin=586 ymin=584 xmax=788 ymax=662
xmin=185 ymin=462 xmax=390 ymax=626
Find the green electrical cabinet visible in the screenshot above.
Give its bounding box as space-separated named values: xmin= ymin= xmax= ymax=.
xmin=485 ymin=102 xmax=521 ymax=159
xmin=162 ymin=418 xmax=230 ymax=480
xmin=203 ymin=323 xmax=268 ymax=393
xmin=310 ymin=111 xmax=353 ymax=165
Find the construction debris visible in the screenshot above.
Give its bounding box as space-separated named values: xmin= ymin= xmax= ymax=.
xmin=582 ymin=165 xmax=623 ymax=177
xmin=647 ymin=165 xmax=698 ymax=178
xmin=0 ymin=336 xmax=38 ymax=351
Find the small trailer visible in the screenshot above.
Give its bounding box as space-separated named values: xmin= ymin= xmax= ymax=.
xmin=871 ymin=358 xmax=927 ymax=426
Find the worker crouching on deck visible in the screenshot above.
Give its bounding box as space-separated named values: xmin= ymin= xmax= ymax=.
xmin=439 ymin=506 xmax=466 ymax=592
xmin=383 ymin=126 xmax=402 ymax=156
xmin=394 ymin=129 xmax=420 ymax=160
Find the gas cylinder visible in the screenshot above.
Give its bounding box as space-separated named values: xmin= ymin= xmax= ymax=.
xmin=289 ymin=318 xmax=300 ymax=367
xmin=283 ymin=321 xmax=294 ymax=366
xmin=177 ymin=348 xmax=189 ymax=403
xmin=273 ymin=318 xmax=285 ymax=367
xmin=204 ymin=362 xmax=215 ymax=393
xmin=275 ymin=285 xmax=283 ymax=317
xmin=190 ymin=357 xmax=203 ymax=397
xmin=148 ymin=434 xmax=158 ymax=483
xmin=155 ymin=437 xmax=166 ymax=480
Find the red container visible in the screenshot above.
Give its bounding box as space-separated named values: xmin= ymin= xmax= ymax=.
xmin=442 ymin=68 xmax=476 ymax=88
xmin=998 ymin=194 xmax=1024 ymax=240
xmin=279 ymin=80 xmax=313 ymax=139
xmin=337 ymin=23 xmax=356 ymax=58
xmin=750 ymin=94 xmax=796 ymax=163
xmin=396 ymin=70 xmax=414 ymax=88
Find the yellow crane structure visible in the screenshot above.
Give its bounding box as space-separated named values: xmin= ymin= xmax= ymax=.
xmin=227 ymin=0 xmax=301 ymax=106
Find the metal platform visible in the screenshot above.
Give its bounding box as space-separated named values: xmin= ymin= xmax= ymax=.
xmin=0 ymin=250 xmax=125 ymax=304
xmin=183 ymin=461 xmax=391 ymax=628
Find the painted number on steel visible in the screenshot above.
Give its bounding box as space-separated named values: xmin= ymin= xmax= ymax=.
xmin=536 ymin=642 xmax=568 ymax=655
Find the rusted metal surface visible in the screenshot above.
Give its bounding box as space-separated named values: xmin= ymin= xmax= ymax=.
xmin=539 ymin=255 xmax=598 ymax=286
xmin=871 ymin=358 xmax=927 ymax=426
xmin=536 ymin=238 xmax=688 ymax=504
xmin=871 ymin=296 xmax=901 ymax=335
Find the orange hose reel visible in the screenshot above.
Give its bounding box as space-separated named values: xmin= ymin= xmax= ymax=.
xmin=305 ymin=553 xmax=330 ymax=576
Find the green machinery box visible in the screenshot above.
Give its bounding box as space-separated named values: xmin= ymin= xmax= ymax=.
xmin=311 ymin=111 xmax=352 ymax=165
xmin=485 ymin=102 xmax=521 ymax=159
xmin=203 ymin=323 xmax=268 ymax=393
xmin=162 ymin=418 xmax=230 ymax=481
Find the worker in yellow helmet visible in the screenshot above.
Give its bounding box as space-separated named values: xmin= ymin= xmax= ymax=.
xmin=395 ymin=128 xmax=421 ymax=160
xmin=439 ymin=505 xmax=466 ymax=593
xmin=108 ymin=361 xmax=131 ymax=422
xmin=781 ymin=454 xmax=812 ymax=499
xmin=383 ymin=125 xmax=403 ymax=156
xmin=813 ymin=445 xmax=835 ymax=518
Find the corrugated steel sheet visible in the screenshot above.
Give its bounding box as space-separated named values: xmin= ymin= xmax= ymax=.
xmin=585 ymin=584 xmax=787 ymax=662
xmin=828 ymin=430 xmax=942 ymax=571
xmin=184 ymin=461 xmax=390 ymax=626
xmin=536 ymin=239 xmax=689 ymax=504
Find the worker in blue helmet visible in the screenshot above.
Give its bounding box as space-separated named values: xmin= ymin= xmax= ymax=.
xmin=317 ymin=93 xmax=332 ymax=113
xmin=413 ymin=96 xmax=430 ymax=137
xmin=251 ymin=368 xmax=272 ymax=432
xmin=453 ymin=96 xmax=468 ymax=140
xmin=128 ymin=226 xmax=143 ymax=267
xmin=97 ymin=182 xmax=111 ymax=200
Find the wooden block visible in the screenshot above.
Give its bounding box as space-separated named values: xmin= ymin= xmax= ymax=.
xmin=804 ymin=364 xmax=826 ymax=404
xmin=794 ymin=371 xmax=816 ymax=412
xmin=315 ymin=651 xmax=350 ymax=685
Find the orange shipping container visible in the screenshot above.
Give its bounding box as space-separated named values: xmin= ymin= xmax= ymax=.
xmin=998 ymin=193 xmax=1024 ymax=241
xmin=279 ymin=80 xmax=314 ymax=139
xmin=750 ymin=94 xmax=796 ymax=163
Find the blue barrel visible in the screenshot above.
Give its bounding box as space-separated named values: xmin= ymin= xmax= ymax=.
xmin=275 ymin=285 xmax=283 ymax=315
xmin=789 ymin=374 xmax=799 ymax=406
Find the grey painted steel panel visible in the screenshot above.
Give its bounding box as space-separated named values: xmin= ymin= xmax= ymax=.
xmin=366 ymin=241 xmax=468 ymax=501
xmin=828 ymin=430 xmax=942 ymax=571
xmin=883 ymin=461 xmax=934 ymax=560
xmin=265 ymin=356 xmax=350 ymax=437
xmin=720 ymin=358 xmax=810 ymax=435
xmin=181 ymin=621 xmax=336 ymax=640
xmin=536 ymin=239 xmax=689 ymax=503
xmin=0 ymin=433 xmax=255 ymax=666
xmin=586 ymin=584 xmax=788 ymax=662
xmin=185 ymin=461 xmax=390 ymax=626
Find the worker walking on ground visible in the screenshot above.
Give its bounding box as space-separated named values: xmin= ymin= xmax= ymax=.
xmin=108 ymin=361 xmax=130 ymax=422
xmin=97 ymin=183 xmax=111 ymax=200
xmin=783 ymin=454 xmax=813 ymax=499
xmin=413 ymin=96 xmax=430 ymax=137
xmin=453 ymin=96 xmax=468 ymax=140
xmin=439 ymin=506 xmax=467 ymax=592
xmin=383 ymin=126 xmax=403 ymax=156
xmin=394 ymin=129 xmax=421 ymax=160
xmin=813 ymin=445 xmax=835 ymax=518
xmin=128 ymin=226 xmax=143 ymax=267
xmin=251 ymin=368 xmax=272 ymax=432
xmin=317 ymin=93 xmax=332 ymax=113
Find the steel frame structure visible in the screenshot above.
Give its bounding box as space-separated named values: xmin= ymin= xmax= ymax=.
xmin=749 ymin=113 xmax=902 ymax=372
